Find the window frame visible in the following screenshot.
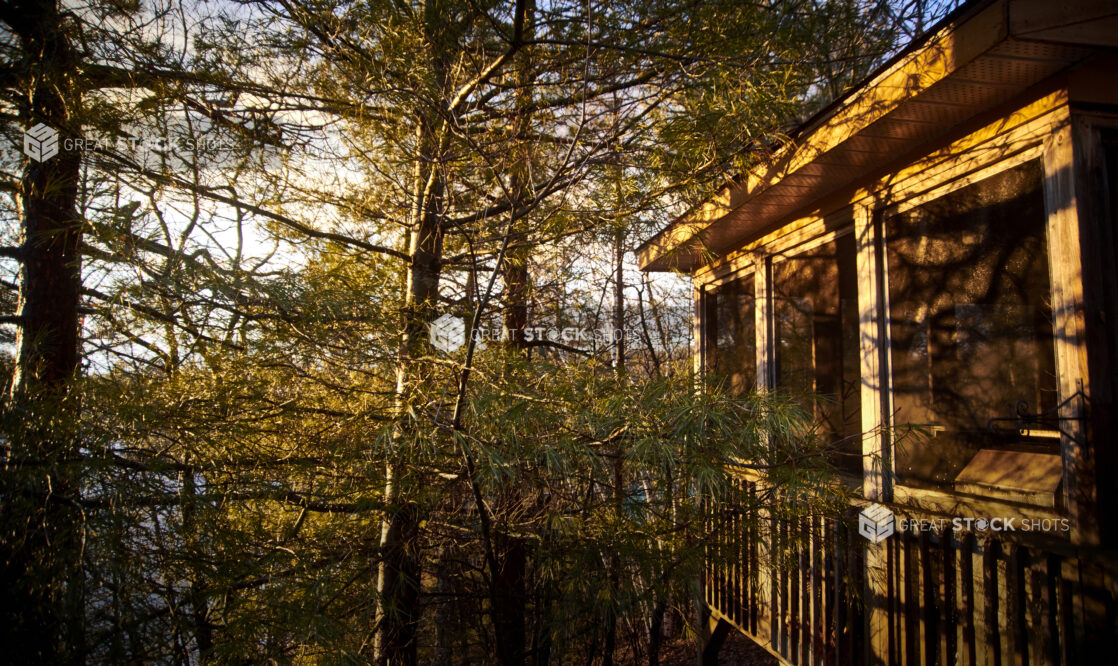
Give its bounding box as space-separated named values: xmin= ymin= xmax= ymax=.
xmin=768 ymin=226 xmax=862 ymax=474
xmin=701 ymin=268 xmax=760 ymax=394
xmin=692 ymin=105 xmax=1109 ymax=542
xmin=876 ymin=154 xmax=1062 ymax=502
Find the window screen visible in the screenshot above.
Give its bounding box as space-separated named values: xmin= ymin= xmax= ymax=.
xmin=772 ymin=232 xmax=861 ymax=474
xmin=705 ymin=276 xmax=756 ymax=394
xmin=886 ymin=160 xmax=1058 ymax=486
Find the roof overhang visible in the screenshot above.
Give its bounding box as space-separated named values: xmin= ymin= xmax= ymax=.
xmin=638 ymin=0 xmax=1118 ymax=273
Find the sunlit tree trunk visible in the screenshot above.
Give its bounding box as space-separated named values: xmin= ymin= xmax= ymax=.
xmin=375 ymin=113 xmax=444 ymax=665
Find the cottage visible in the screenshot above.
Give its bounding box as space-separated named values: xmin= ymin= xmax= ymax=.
xmin=638 ymin=0 xmax=1118 ymax=662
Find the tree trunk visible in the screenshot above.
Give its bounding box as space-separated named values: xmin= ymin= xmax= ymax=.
xmin=6 ymin=3 xmax=83 ymax=398
xmin=648 ymin=598 xmax=666 ymax=666
xmin=433 ymin=545 xmax=458 ymax=662
xmin=492 ymin=260 xmax=531 ymax=665
xmin=494 ymin=530 xmax=528 ymax=666
xmin=612 ymin=231 xmax=625 ymax=375
xmin=375 ymin=499 xmax=422 ymax=666
xmin=181 ymin=464 xmax=214 ymax=663
xmin=503 ymin=254 xmax=530 ymax=348
xmin=374 ymin=109 xmax=445 ymax=664
xmin=1 ymin=0 xmax=85 ymax=662
xmin=490 ymin=5 xmax=535 ymax=660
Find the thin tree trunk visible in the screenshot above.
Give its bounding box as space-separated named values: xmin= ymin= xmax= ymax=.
xmin=374 ymin=111 xmax=445 ymax=665
xmin=490 ymin=5 xmax=535 ymax=660
xmin=433 ymin=545 xmax=457 ymax=662
xmin=612 ymin=231 xmax=625 ymax=375
xmin=492 ymin=271 xmax=529 ymax=662
xmin=503 ymin=254 xmax=530 ymax=348
xmin=181 ymin=464 xmax=215 ymax=663
xmin=604 ymin=229 xmax=626 ymax=666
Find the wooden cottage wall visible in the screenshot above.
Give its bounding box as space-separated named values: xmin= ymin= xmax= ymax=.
xmin=695 ymin=78 xmax=1118 ymax=663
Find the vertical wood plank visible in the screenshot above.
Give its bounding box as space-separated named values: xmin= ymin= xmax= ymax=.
xmin=732 ymin=487 xmax=741 ymax=627
xmin=1028 ymin=553 xmax=1045 ymax=665
xmin=904 ymin=527 xmax=919 ymax=665
xmin=723 ymin=486 xmax=732 ymax=624
xmin=865 ymin=527 xmax=891 ymax=666
xmin=770 ymin=511 xmax=780 ymax=655
xmin=973 ymin=537 xmax=990 ymax=665
xmin=749 ymin=483 xmax=760 ymax=636
xmin=852 ymin=532 xmax=867 ymax=663
xmin=888 ymin=533 xmax=899 ymax=666
xmin=983 ymin=539 xmax=1002 ymax=666
xmin=920 ymin=529 xmax=938 ymax=666
xmin=727 ymin=483 xmax=735 ymax=625
xmin=736 ymin=488 xmax=744 ymax=628
xmin=704 ymin=497 xmax=711 ymax=609
xmin=791 ymin=518 xmax=800 ymax=657
xmin=791 ymin=520 xmax=800 ymax=666
xmin=823 ymin=519 xmax=835 ymax=666
xmin=1006 ymin=544 xmax=1028 ymax=665
xmin=801 ymin=517 xmax=812 ymax=665
xmin=756 ymin=495 xmax=774 ymax=649
xmin=715 ymin=502 xmax=724 ymax=616
xmin=733 ymin=484 xmax=742 ymax=630
xmin=694 ymin=285 xmax=705 ymax=379
xmin=778 ymin=518 xmax=788 ymax=660
xmin=1043 ymin=554 xmax=1060 ymax=666
xmin=961 ymin=532 xmax=978 ymax=666
xmin=1058 ymin=561 xmax=1075 ymax=666
xmin=943 ymin=527 xmax=958 ymax=664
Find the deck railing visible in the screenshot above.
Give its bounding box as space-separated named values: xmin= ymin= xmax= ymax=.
xmin=703 ymin=480 xmax=1117 ymax=664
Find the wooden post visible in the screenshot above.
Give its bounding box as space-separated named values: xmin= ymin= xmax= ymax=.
xmin=702 ymin=618 xmax=733 ymax=665
xmin=755 ymin=263 xmax=771 ymax=391
xmin=864 ymin=538 xmax=891 ymax=666
xmin=854 ymin=203 xmax=889 ymax=502
xmin=694 ymin=286 xmax=706 ymax=380
xmin=856 ymin=202 xmax=892 ymax=665
xmin=1042 ymin=121 xmax=1099 ymax=545
xmin=1070 ymin=113 xmax=1118 ymax=547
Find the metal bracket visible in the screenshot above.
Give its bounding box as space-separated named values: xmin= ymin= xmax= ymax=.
xmin=986 ymin=384 xmax=1088 ymax=439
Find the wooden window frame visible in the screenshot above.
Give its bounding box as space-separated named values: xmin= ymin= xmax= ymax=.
xmin=876 ymin=154 xmax=1062 ymax=503
xmin=868 ymin=115 xmax=1108 ymax=543
xmin=700 ymin=268 xmax=760 ymax=393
